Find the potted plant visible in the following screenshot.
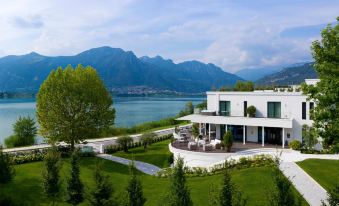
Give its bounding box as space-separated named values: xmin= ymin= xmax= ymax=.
xmin=223 ymin=131 xmax=233 ymax=152
xmin=246 ymin=106 xmax=256 ymax=117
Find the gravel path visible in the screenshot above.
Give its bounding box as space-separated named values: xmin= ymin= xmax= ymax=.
xmin=279 ymin=162 xmax=328 ymax=206
xmin=97 ymin=154 xmax=161 ymax=175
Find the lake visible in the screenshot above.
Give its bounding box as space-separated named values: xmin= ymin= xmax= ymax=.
xmin=0 ymin=96 xmax=204 ymax=144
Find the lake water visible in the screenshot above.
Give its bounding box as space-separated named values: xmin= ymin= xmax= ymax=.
xmin=0 ymin=96 xmax=204 ymax=144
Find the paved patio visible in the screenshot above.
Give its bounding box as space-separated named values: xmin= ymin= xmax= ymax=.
xmin=171 ymin=141 xmax=283 ymax=153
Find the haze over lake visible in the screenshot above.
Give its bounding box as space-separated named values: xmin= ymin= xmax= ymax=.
xmin=0 ymin=96 xmax=204 ymax=144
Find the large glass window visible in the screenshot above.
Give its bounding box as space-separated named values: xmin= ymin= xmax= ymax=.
xmin=267 ymin=102 xmax=281 ymax=118
xmin=219 ymin=101 xmax=231 ymax=116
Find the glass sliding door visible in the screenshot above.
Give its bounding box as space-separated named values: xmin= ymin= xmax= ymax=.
xmin=219 ymin=101 xmax=231 ymax=116
xmin=267 ymin=102 xmax=281 ymax=118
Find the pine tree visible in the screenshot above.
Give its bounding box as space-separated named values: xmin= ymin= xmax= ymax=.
xmin=66 ymin=149 xmax=84 ymax=205
xmin=269 ymin=168 xmax=299 ymax=206
xmin=219 ymin=168 xmax=232 ymax=206
xmin=89 ymin=161 xmax=114 ymax=206
xmin=127 ymin=162 xmax=146 ymax=206
xmin=219 ymin=165 xmax=247 ymax=206
xmin=322 ymin=184 xmax=339 ymax=206
xmin=42 ymin=147 xmax=61 ymax=206
xmin=0 ymin=145 xmax=15 ymax=184
xmin=166 ymin=157 xmax=192 ymax=206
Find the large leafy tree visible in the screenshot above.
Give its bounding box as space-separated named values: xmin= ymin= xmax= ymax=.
xmin=302 ymin=18 xmax=339 ymax=147
xmin=36 ymin=64 xmax=115 ymax=149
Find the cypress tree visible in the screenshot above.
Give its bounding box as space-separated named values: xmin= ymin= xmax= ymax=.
xmin=322 ymin=184 xmax=339 ymax=206
xmin=66 ymin=149 xmax=84 ymax=205
xmin=127 ymin=162 xmax=146 ymax=206
xmin=42 ymin=146 xmax=61 ymax=206
xmin=0 ymin=145 xmax=14 ymax=184
xmin=219 ymin=164 xmax=247 ymax=206
xmin=269 ymin=168 xmax=300 ymax=206
xmin=89 ymin=161 xmax=114 ymax=206
xmin=167 ymin=157 xmax=192 ymax=206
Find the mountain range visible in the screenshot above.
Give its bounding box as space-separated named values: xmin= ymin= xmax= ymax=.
xmin=255 ymin=62 xmax=317 ymax=85
xmin=0 ymin=46 xmax=242 ymax=94
xmin=0 ymin=46 xmax=318 ymax=94
xmin=235 ymin=66 xmax=283 ymax=81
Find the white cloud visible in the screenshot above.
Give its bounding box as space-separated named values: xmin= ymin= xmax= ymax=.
xmin=0 ymin=0 xmax=338 ymax=72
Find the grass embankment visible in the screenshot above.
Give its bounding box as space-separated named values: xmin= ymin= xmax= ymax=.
xmin=113 ymin=139 xmax=172 ymax=168
xmin=0 ymin=157 xmax=308 ymax=206
xmin=103 ymin=117 xmax=188 ymax=137
xmin=297 ymin=159 xmax=339 ymax=191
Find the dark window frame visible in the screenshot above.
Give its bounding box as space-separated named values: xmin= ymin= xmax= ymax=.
xmin=244 ymin=101 xmax=247 ymax=117
xmin=267 ymin=102 xmax=281 ymax=118
xmin=302 ymin=102 xmax=306 ymax=120
xmin=219 ymin=101 xmax=231 ymax=116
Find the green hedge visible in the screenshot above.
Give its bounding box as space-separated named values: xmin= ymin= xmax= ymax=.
xmin=155 ymin=154 xmax=275 ymax=178
xmin=105 ymin=134 xmax=173 ymax=153
xmin=7 ymin=146 xmax=95 ymax=165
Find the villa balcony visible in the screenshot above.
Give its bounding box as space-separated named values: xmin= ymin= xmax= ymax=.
xmin=176 ymin=114 xmax=293 ymax=128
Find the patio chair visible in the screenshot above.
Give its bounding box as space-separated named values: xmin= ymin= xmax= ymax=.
xmin=188 ymin=142 xmax=198 ymax=150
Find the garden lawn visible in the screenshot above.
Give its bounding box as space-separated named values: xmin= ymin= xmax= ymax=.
xmin=297 ymin=158 xmax=339 ymax=191
xmin=0 ymin=157 xmax=308 ymax=206
xmin=113 ymin=139 xmax=172 ymax=168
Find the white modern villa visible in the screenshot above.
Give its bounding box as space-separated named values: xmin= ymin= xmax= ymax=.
xmin=177 ymin=79 xmax=320 ymax=148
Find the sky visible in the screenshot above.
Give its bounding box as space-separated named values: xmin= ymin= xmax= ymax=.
xmin=0 ymin=0 xmax=338 ymax=73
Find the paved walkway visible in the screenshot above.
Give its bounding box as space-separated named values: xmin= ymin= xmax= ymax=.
xmin=280 ymin=162 xmax=328 ymax=206
xmin=3 ymin=124 xmax=190 ymax=153
xmin=97 ymin=154 xmax=161 ymax=175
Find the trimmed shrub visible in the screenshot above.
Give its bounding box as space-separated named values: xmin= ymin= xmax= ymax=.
xmin=105 ymin=134 xmax=173 ymax=154
xmin=140 ymin=132 xmax=156 ymax=149
xmin=289 ymin=140 xmax=302 ymax=150
xmin=246 ymin=106 xmax=256 ymax=117
xmin=116 ymin=136 xmax=133 ymax=152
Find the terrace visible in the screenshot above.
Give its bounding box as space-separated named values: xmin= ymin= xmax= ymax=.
xmin=172 ymin=125 xmax=283 ymax=153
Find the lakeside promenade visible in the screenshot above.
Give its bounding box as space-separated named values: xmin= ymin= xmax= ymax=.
xmin=3 ymin=125 xmax=189 ymax=153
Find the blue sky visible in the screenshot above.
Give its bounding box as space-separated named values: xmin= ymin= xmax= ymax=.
xmin=0 ymin=0 xmax=338 ymax=72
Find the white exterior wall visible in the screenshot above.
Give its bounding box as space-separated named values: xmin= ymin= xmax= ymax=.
xmin=206 ymin=91 xmax=314 ymax=143
xmin=246 ymin=126 xmax=258 ymax=142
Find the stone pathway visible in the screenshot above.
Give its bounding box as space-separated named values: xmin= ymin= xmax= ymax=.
xmin=96 ymin=154 xmax=161 ymax=175
xmin=279 ymin=162 xmax=328 ymax=206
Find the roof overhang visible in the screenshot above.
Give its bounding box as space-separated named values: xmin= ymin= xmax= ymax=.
xmin=177 ymin=114 xmax=293 ymax=128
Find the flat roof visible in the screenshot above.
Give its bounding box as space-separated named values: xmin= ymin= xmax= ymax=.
xmin=177 ymin=114 xmax=293 ymax=128
xmin=206 ymin=91 xmax=306 ymax=96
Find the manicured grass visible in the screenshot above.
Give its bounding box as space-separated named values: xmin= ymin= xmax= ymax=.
xmin=297 ymin=158 xmax=339 ymax=191
xmin=113 ymin=139 xmax=172 ymax=168
xmin=0 ymin=158 xmax=308 ymax=206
